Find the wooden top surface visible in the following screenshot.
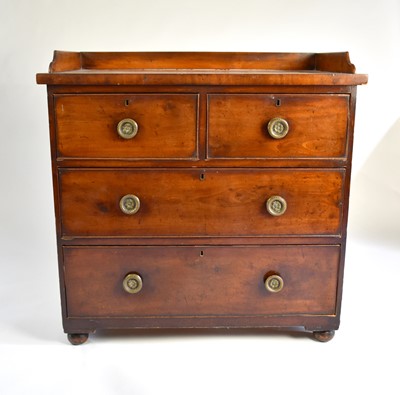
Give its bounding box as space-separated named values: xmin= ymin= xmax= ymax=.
xmin=36 ymin=51 xmax=368 ymax=86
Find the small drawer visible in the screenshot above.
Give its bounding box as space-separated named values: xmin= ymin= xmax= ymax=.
xmin=63 ymin=245 xmax=340 ymax=318
xmin=54 ymin=94 xmax=199 ymax=160
xmin=207 ymin=94 xmax=349 ymax=159
xmin=59 ymin=168 xmax=344 ymax=237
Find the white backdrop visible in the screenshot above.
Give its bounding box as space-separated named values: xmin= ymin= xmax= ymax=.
xmin=1 ymin=0 xmax=399 ymax=394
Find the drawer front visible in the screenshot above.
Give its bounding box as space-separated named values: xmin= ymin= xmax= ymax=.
xmin=60 ymin=169 xmax=344 ymax=237
xmin=54 ymin=94 xmax=198 ymax=159
xmin=207 ymin=94 xmax=349 ymax=159
xmin=64 ymin=245 xmax=339 ymax=318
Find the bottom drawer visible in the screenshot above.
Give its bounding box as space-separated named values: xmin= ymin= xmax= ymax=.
xmin=63 ymin=245 xmax=340 ymax=318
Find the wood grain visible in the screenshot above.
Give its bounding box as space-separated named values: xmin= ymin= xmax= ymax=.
xmin=207 ymin=94 xmax=349 ymax=159
xmin=55 ymin=94 xmax=198 ymax=159
xmin=37 ymin=51 xmax=368 ymax=86
xmin=37 ymin=72 xmax=367 ymax=86
xmin=59 ymin=168 xmax=344 ymax=237
xmin=63 ymin=245 xmax=340 ymax=317
xmin=36 ymin=51 xmax=367 ymax=341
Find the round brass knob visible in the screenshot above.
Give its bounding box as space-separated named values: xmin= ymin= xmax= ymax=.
xmin=119 ymin=194 xmax=140 ymax=215
xmin=265 ymin=274 xmax=284 ymax=293
xmin=123 ymin=273 xmax=143 ymax=294
xmin=117 ymin=118 xmax=138 ymax=139
xmin=267 ymin=117 xmax=289 ymax=139
xmin=266 ymin=195 xmax=287 ymax=216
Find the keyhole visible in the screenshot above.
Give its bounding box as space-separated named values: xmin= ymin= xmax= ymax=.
xmin=200 ymin=173 xmax=206 ymax=181
xmin=276 ymin=99 xmax=281 ymax=107
xmin=200 ymin=250 xmax=204 ymax=257
xmin=124 ymin=99 xmax=130 ymax=106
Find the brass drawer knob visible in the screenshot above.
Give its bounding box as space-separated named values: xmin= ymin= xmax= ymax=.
xmin=265 ymin=274 xmax=284 ymax=293
xmin=266 ymin=195 xmax=287 ymax=216
xmin=117 ymin=118 xmax=138 ymax=139
xmin=119 ymin=194 xmax=140 ymax=215
xmin=267 ymin=117 xmax=289 ymax=139
xmin=123 ymin=273 xmax=143 ymax=294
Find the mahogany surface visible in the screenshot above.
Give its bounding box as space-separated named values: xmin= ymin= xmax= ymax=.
xmin=64 ymin=245 xmax=340 ymax=317
xmin=59 ymin=169 xmax=344 ymax=237
xmin=207 ymin=94 xmax=349 ymax=159
xmin=37 ymin=51 xmax=367 ymax=343
xmin=55 ymin=94 xmax=198 ymax=159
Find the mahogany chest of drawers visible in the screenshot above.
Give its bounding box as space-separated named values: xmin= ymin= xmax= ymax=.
xmin=37 ymin=51 xmax=367 ymax=344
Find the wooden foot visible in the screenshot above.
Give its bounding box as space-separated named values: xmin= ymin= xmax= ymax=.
xmin=67 ymin=333 xmax=89 ymax=345
xmin=312 ymin=330 xmax=335 ymax=342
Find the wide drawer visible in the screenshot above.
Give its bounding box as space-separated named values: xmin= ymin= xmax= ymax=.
xmin=207 ymin=94 xmax=349 ymax=159
xmin=54 ymin=94 xmax=198 ymax=159
xmin=59 ymin=169 xmax=344 ymax=237
xmin=64 ymin=245 xmax=340 ymax=318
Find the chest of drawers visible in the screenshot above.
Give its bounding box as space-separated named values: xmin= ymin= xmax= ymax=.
xmin=37 ymin=51 xmax=367 ymax=344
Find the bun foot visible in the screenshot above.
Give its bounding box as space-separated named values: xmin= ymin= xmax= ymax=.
xmin=312 ymin=330 xmax=335 ymax=342
xmin=67 ymin=333 xmax=89 ymax=345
